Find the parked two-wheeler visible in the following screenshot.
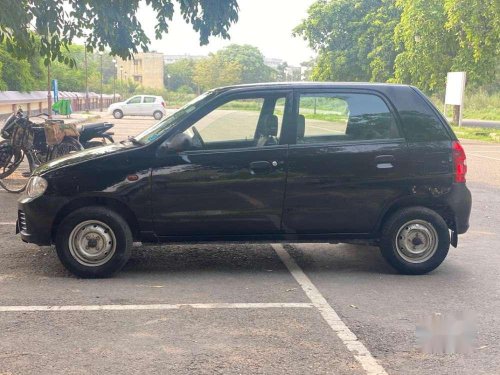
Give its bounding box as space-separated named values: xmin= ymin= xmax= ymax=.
xmin=0 ymin=110 xmax=114 ymax=192
xmin=78 ymin=122 xmax=115 ymax=148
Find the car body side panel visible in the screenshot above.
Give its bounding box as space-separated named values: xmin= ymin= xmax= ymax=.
xmin=151 ymin=147 xmax=288 ymax=237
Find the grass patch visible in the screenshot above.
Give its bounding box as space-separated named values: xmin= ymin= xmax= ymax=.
xmin=431 ymin=90 xmax=500 ymax=121
xmin=451 ymin=125 xmax=500 ymax=142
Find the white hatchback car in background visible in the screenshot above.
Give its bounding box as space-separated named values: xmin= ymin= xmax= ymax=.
xmin=108 ymin=95 xmax=166 ymax=120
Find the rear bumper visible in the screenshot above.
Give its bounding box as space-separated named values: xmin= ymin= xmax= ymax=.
xmin=445 ymin=183 xmax=472 ymax=234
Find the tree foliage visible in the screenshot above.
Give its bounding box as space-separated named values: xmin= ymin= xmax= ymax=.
xmin=295 ymin=0 xmax=499 ymax=92
xmin=0 ymin=0 xmax=239 ymax=66
xmin=164 ymin=58 xmax=197 ymax=92
xmin=192 ymin=44 xmax=274 ymax=90
xmin=193 ymin=53 xmax=242 ymax=91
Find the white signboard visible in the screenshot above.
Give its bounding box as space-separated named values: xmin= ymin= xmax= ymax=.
xmin=444 ymin=72 xmax=466 ymax=126
xmin=445 ymin=72 xmax=466 ymax=105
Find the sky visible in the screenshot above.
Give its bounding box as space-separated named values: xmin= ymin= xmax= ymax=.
xmin=136 ymin=0 xmax=317 ymax=66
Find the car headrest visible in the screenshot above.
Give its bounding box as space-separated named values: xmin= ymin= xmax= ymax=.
xmin=297 ymin=115 xmax=305 ymax=139
xmin=265 ymin=115 xmax=279 ymax=137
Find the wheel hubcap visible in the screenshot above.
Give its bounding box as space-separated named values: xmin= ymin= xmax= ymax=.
xmin=68 ymin=220 xmax=116 ymax=267
xmin=395 ymin=220 xmax=438 ymax=263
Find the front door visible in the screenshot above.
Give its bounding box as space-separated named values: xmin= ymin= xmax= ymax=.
xmin=283 ymin=90 xmax=410 ymax=235
xmin=123 ymin=96 xmax=142 ymax=115
xmin=152 ymin=91 xmax=291 ymax=238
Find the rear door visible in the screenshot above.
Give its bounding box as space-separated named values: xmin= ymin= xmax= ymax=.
xmin=282 ymin=89 xmax=410 ymax=235
xmin=142 ymin=96 xmax=157 ymax=115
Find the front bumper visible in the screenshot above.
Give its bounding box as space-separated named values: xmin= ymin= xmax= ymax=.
xmin=17 ymin=195 xmax=68 ymax=246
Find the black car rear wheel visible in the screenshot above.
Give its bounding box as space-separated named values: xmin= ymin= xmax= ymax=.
xmin=379 ymin=207 xmax=450 ymax=275
xmin=55 ymin=207 xmax=132 ymax=278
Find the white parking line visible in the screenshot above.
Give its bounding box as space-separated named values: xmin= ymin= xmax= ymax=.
xmin=0 ymin=222 xmax=16 ymax=225
xmin=0 ymin=302 xmax=313 ymax=312
xmin=272 ymin=244 xmax=387 ymax=375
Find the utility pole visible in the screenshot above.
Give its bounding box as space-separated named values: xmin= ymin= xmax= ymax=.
xmin=112 ymin=59 xmax=117 ymax=102
xmin=85 ymin=44 xmax=89 ymax=112
xmin=99 ymin=51 xmax=103 ymax=111
xmin=47 ymin=63 xmax=52 ymax=119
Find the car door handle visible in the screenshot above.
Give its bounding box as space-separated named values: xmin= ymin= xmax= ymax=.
xmin=375 ymin=155 xmax=395 ymax=169
xmin=249 ymin=161 xmax=271 ymax=173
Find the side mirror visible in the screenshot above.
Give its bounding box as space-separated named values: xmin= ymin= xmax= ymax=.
xmin=156 ymin=133 xmax=192 ymax=157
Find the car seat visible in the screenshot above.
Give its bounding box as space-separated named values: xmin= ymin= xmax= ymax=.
xmin=256 ymin=115 xmax=279 ymax=147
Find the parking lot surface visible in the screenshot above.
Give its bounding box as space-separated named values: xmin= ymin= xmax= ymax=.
xmin=0 ymin=115 xmax=499 ymax=374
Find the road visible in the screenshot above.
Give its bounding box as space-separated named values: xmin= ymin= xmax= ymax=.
xmin=0 ymin=115 xmax=499 ymax=374
xmin=461 ymin=119 xmax=500 ymax=130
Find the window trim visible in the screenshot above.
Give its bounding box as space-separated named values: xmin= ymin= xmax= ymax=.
xmin=290 ymin=88 xmax=404 ymax=146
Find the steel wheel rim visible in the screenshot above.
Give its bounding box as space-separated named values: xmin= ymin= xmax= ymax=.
xmin=68 ymin=220 xmax=116 ymax=267
xmin=395 ymin=220 xmax=438 ymax=263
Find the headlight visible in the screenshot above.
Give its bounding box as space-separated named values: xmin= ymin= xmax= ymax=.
xmin=26 ymin=176 xmax=48 ymax=198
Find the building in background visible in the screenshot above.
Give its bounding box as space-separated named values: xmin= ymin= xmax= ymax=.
xmin=164 ymin=54 xmax=205 ymax=64
xmin=117 ymin=52 xmax=164 ymax=89
xmin=263 ymin=57 xmax=284 ymax=69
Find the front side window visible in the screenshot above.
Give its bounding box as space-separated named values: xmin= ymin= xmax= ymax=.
xmin=297 ymin=93 xmax=400 ymax=144
xmin=183 ymin=94 xmax=286 ymax=150
xmin=127 ymin=96 xmax=142 ymax=104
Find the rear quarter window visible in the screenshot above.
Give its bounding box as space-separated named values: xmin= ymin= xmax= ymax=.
xmin=393 ymin=89 xmax=451 ymax=142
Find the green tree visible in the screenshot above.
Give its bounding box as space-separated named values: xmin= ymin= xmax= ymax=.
xmin=0 ymin=43 xmax=39 ymax=90
xmin=393 ymin=0 xmax=458 ymax=91
xmin=217 ymin=44 xmax=274 ymax=83
xmin=193 ymin=54 xmax=242 ymax=91
xmin=294 ymin=0 xmax=391 ymax=82
xmin=444 ymin=0 xmax=499 ymax=87
xmin=164 ymin=59 xmax=196 ymax=91
xmin=192 ymin=44 xmax=274 ymax=90
xmin=0 ymin=0 xmax=239 ymax=65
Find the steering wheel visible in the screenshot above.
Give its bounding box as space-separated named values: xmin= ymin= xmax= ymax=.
xmin=191 ymin=126 xmax=205 ymax=148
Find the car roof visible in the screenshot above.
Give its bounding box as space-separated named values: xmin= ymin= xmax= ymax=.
xmin=214 ymin=81 xmax=414 ymax=95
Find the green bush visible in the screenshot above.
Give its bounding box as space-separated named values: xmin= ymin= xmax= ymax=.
xmin=431 ymin=90 xmax=500 ymax=121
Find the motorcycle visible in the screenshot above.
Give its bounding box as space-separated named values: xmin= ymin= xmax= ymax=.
xmin=78 ymin=122 xmax=115 ymax=148
xmin=0 ymin=109 xmax=114 ymax=192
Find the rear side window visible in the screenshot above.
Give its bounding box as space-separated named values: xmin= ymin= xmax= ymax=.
xmin=143 ymin=96 xmax=156 ymax=103
xmin=297 ymin=93 xmax=400 ymax=144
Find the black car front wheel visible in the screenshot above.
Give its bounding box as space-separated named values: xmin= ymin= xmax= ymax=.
xmin=379 ymin=207 xmax=450 ymax=275
xmin=55 ymin=207 xmax=132 ymax=278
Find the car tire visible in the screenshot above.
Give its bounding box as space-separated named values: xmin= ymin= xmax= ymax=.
xmin=55 ymin=206 xmax=132 ymax=278
xmin=153 ymin=111 xmax=163 ymax=120
xmin=379 ymin=207 xmax=450 ymax=275
xmin=113 ymin=109 xmax=124 ymax=119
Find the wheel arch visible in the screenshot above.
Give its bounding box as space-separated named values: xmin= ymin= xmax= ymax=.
xmin=377 ymin=198 xmax=456 ymax=235
xmin=51 ymin=196 xmax=140 ymax=242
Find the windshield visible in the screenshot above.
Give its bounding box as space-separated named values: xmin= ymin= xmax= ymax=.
xmin=134 ymin=90 xmax=216 ymax=145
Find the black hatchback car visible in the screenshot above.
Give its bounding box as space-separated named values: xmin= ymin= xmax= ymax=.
xmin=17 ymin=83 xmax=471 ymax=278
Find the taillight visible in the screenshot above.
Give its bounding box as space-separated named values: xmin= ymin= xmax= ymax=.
xmin=452 ymin=141 xmax=467 ymax=183
xmin=161 ymin=101 xmax=165 ymax=108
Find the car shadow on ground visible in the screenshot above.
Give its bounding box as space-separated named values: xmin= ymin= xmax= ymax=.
xmin=4 ymin=240 xmax=463 ymax=279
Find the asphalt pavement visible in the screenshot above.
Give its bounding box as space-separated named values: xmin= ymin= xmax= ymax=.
xmin=0 ymin=115 xmax=499 ymax=374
